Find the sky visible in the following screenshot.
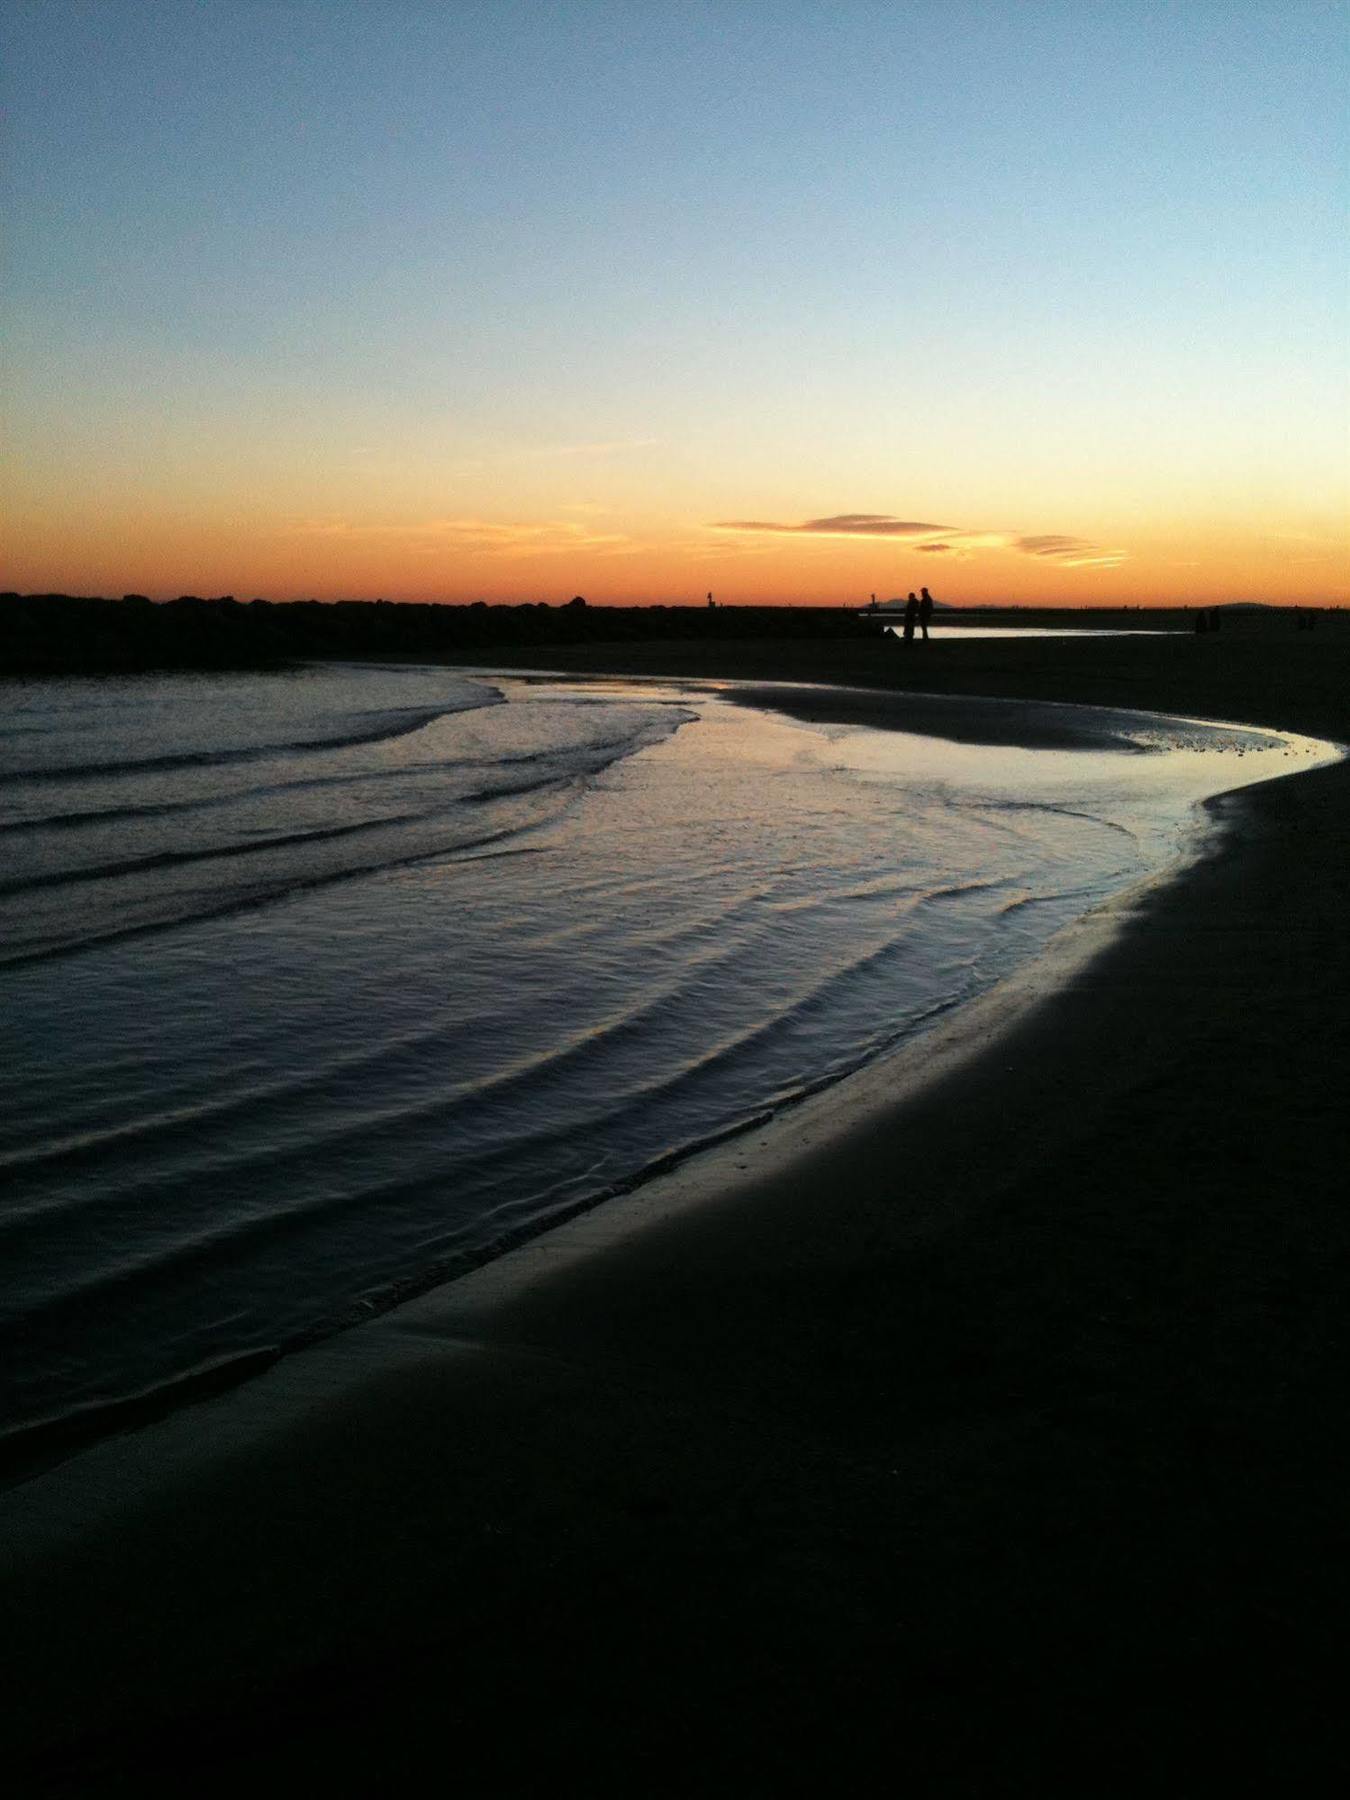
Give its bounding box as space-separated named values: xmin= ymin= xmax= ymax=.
xmin=3 ymin=0 xmax=1347 ymax=607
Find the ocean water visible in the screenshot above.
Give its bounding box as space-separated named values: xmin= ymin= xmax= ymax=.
xmin=0 ymin=662 xmax=1333 ymax=1441
xmin=880 ymin=624 xmax=1174 ymax=637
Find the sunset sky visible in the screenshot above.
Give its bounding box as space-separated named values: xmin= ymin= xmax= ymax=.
xmin=3 ymin=1 xmax=1346 ymax=607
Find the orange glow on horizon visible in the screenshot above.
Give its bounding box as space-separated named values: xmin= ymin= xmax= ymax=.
xmin=6 ymin=8 xmax=1345 ymax=621
xmin=3 ymin=501 xmax=1345 ymax=610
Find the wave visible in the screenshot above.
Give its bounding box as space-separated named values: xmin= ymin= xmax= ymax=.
xmin=0 ymin=901 xmax=760 ymax=1215
xmin=0 ymin=757 xmax=593 ymax=898
xmin=0 ymin=809 xmax=433 ymax=897
xmin=997 ymin=882 xmax=1103 ymax=919
xmin=0 ymin=1347 xmax=285 ymax=1472
xmin=0 ymin=695 xmax=500 ymax=787
xmin=0 ymin=946 xmax=983 ymax=1404
xmin=0 ymin=744 xmax=576 ymax=836
xmin=0 ymin=872 xmax=1001 ymax=1238
xmin=11 ymin=668 xmax=1305 ymax=1444
xmin=0 ymin=795 xmax=577 ymax=971
xmin=0 ymin=693 xmax=694 ymax=967
xmin=956 ymin=795 xmax=1143 ymax=843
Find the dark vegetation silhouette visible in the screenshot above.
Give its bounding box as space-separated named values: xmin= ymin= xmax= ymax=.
xmin=0 ymin=592 xmax=874 ymax=676
xmin=2 ymin=593 xmax=1331 ymax=678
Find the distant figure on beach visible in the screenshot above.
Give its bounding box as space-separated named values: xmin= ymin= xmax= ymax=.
xmin=1194 ymin=609 xmax=1209 ymax=634
xmin=903 ymin=592 xmax=919 ymax=643
xmin=919 ymin=587 xmax=934 ymax=640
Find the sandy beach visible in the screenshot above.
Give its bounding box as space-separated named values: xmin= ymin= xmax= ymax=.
xmin=5 ymin=623 xmax=1349 ymax=1794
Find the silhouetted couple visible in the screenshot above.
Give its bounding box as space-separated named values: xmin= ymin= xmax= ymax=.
xmin=902 ymin=588 xmax=934 ymax=643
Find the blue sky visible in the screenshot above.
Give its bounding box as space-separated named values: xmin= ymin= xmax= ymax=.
xmin=4 ymin=1 xmax=1346 ymax=602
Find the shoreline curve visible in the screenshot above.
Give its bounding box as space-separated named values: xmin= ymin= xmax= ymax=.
xmin=5 ymin=643 xmax=1350 ymax=1791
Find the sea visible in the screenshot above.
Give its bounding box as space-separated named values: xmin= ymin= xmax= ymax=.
xmin=0 ymin=661 xmax=1334 ymax=1444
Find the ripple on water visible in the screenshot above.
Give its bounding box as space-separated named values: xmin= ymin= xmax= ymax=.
xmin=0 ymin=663 xmax=1336 ymax=1438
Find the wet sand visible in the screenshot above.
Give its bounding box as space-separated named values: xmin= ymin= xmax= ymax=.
xmin=5 ymin=623 xmax=1350 ymax=1793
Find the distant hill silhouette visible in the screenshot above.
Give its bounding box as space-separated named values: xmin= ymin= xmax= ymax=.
xmin=0 ymin=593 xmax=873 ymax=677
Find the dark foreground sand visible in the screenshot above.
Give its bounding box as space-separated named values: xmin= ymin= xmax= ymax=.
xmin=4 ymin=624 xmax=1350 ymax=1794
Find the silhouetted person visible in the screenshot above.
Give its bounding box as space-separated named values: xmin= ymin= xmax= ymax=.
xmin=1195 ymin=609 xmax=1209 ymax=634
xmin=903 ymin=592 xmax=919 ymax=643
xmin=919 ymin=587 xmax=934 ymax=640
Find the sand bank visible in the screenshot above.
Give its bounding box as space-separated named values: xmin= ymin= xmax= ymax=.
xmin=5 ymin=627 xmax=1349 ymax=1793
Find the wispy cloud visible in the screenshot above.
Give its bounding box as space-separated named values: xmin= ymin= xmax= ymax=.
xmin=291 ymin=517 xmax=635 ymax=558
xmin=712 ymin=514 xmax=953 ymax=538
xmin=1012 ymin=534 xmax=1124 ymax=568
xmin=710 ymin=512 xmax=1124 ymax=568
